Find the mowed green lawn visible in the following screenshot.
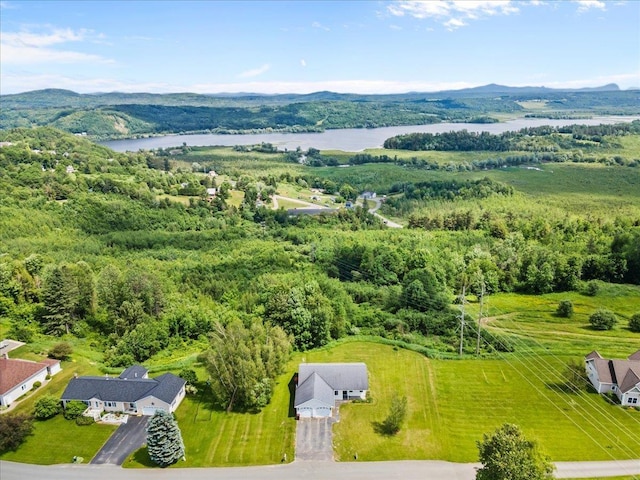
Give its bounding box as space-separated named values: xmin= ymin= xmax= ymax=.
xmin=0 ymin=357 xmax=117 ymax=464
xmin=126 ymin=364 xmax=296 ymax=467
xmin=303 ymin=342 xmax=640 ymax=463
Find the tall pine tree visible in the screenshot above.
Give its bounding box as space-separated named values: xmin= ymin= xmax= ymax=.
xmin=146 ymin=410 xmax=185 ymax=467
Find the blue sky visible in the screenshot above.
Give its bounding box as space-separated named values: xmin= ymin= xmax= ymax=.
xmin=1 ymin=0 xmax=638 ymax=94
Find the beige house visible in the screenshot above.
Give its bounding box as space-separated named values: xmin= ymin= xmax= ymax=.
xmin=585 ymin=350 xmax=640 ymax=406
xmin=61 ymin=365 xmax=186 ymax=416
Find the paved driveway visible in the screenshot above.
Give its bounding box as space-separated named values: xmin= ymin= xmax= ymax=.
xmin=295 ymin=418 xmax=335 ymax=461
xmin=90 ymin=416 xmax=149 ymax=465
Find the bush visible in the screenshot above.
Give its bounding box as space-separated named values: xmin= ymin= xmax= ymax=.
xmin=32 ymin=381 xmax=42 ymax=390
xmin=178 ymin=368 xmax=197 ymax=386
xmin=629 ymin=313 xmax=640 ymax=333
xmin=75 ymin=415 xmax=95 ymax=426
xmin=48 ymin=341 xmax=73 ymax=360
xmin=0 ymin=414 xmax=34 ymax=452
xmin=374 ymin=395 xmax=407 ymax=435
xmin=589 ymin=309 xmax=617 ymax=331
xmin=34 ymin=395 xmax=60 ymax=419
xmin=63 ymin=400 xmax=88 ymax=420
xmin=585 ymin=280 xmax=600 ymax=296
xmin=556 ymin=300 xmax=574 ymax=318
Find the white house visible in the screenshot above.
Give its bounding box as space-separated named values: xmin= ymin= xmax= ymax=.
xmin=0 ymin=357 xmax=61 ymax=407
xmin=294 ymin=363 xmax=368 ymax=418
xmin=61 ymin=365 xmax=186 ymax=416
xmin=585 ymin=350 xmax=640 ymax=406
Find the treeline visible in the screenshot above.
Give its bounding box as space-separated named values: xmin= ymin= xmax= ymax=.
xmin=383 ymin=121 xmax=640 ymax=151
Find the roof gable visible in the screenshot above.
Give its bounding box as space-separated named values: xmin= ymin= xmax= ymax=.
xmin=0 ymin=358 xmax=48 ymax=395
xmin=119 ymin=365 xmax=148 ymax=380
xmin=628 ymin=350 xmax=640 ymax=361
xmin=294 ymin=372 xmax=334 ymax=408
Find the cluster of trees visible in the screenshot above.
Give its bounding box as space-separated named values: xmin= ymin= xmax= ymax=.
xmin=383 ymin=121 xmax=640 ymax=153
xmin=199 ymin=320 xmax=290 ymax=411
xmin=0 ymin=124 xmax=638 ymax=418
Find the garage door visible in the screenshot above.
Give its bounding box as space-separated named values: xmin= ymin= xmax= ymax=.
xmin=297 ymin=407 xmax=312 ymax=418
xmin=313 ymin=407 xmax=332 ymax=417
xmin=142 ymin=406 xmax=166 ymax=416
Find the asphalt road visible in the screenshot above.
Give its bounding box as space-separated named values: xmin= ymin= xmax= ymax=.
xmin=90 ymin=416 xmax=149 ymax=465
xmin=2 ymin=459 xmax=640 ymax=480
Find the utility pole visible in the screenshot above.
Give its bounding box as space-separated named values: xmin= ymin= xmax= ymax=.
xmin=459 ymin=284 xmax=466 ymax=356
xmin=476 ymin=282 xmax=485 ymax=356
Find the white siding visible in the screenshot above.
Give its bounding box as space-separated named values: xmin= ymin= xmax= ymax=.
xmin=0 ymin=369 xmax=48 ymax=407
xmin=137 ymin=396 xmax=171 ymax=415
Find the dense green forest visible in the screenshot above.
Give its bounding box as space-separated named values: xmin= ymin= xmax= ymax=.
xmin=1 ymin=86 xmax=638 ymax=140
xmin=1 ymin=124 xmax=639 ymax=411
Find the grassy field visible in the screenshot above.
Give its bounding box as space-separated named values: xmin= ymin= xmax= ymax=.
xmin=302 ymin=341 xmax=640 ymax=463
xmin=472 ymin=284 xmax=640 ymax=357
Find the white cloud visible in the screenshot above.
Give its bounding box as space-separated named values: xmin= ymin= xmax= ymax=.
xmin=573 ymin=0 xmax=606 ymax=12
xmin=311 ymin=21 xmax=330 ymax=31
xmin=238 ymin=64 xmax=271 ymax=78
xmin=444 ymin=18 xmax=466 ymax=30
xmin=0 ymin=1 xmax=17 ymax=9
xmin=300 ymin=59 xmax=307 ymax=67
xmin=0 ymin=27 xmax=113 ymax=65
xmin=389 ymin=24 xmax=403 ymax=30
xmin=388 ymin=0 xmax=519 ymax=28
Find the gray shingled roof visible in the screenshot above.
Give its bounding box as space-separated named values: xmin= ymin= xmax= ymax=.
xmin=61 ymin=371 xmax=185 ymax=404
xmin=586 ymin=351 xmax=640 ymax=393
xmin=294 ymin=372 xmax=334 ymax=408
xmin=612 ymin=361 xmax=640 ymax=393
xmin=119 ymin=365 xmax=148 ymax=380
xmin=298 ymin=363 xmax=368 ymax=391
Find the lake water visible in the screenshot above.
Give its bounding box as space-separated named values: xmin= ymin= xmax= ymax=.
xmin=103 ymin=116 xmax=639 ymax=153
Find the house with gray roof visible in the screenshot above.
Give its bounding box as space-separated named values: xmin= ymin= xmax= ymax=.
xmin=585 ymin=350 xmax=640 ymax=406
xmin=61 ymin=365 xmax=185 ymax=416
xmin=294 ymin=363 xmax=368 ymax=418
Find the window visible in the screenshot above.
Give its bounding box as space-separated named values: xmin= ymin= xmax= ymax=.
xmin=631 ymin=398 xmax=638 ymax=404
xmin=334 ymin=391 xmax=338 ymax=396
xmin=21 ymin=384 xmax=27 ymax=390
xmin=105 ymin=401 xmax=117 ymax=408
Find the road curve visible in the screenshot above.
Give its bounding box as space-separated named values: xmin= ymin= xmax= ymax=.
xmin=2 ymin=459 xmax=640 ymax=480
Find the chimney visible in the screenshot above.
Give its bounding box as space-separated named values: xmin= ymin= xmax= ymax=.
xmin=74 ymin=373 xmax=78 ymax=378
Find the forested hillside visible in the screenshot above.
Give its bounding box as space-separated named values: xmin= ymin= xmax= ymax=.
xmin=1 ymin=87 xmax=638 ymax=140
xmin=1 ymin=126 xmax=639 ymax=411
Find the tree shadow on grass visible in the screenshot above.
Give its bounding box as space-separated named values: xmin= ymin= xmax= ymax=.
xmin=545 ymin=382 xmax=580 ymax=394
xmin=128 ymin=446 xmax=156 ymax=468
xmin=371 ymin=420 xmax=399 ymax=436
xmin=288 ymin=374 xmax=297 ymax=418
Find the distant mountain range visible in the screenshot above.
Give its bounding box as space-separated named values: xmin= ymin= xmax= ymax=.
xmin=0 ymin=83 xmax=628 ymax=106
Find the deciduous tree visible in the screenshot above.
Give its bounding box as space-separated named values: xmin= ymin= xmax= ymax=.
xmin=476 ymin=423 xmax=554 ymax=480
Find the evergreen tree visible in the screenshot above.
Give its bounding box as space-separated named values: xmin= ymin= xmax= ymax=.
xmin=146 ymin=410 xmax=185 ymax=467
xmin=41 ymin=265 xmax=79 ymax=335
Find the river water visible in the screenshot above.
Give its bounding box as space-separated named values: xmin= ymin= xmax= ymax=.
xmin=103 ymin=116 xmax=639 ymax=153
